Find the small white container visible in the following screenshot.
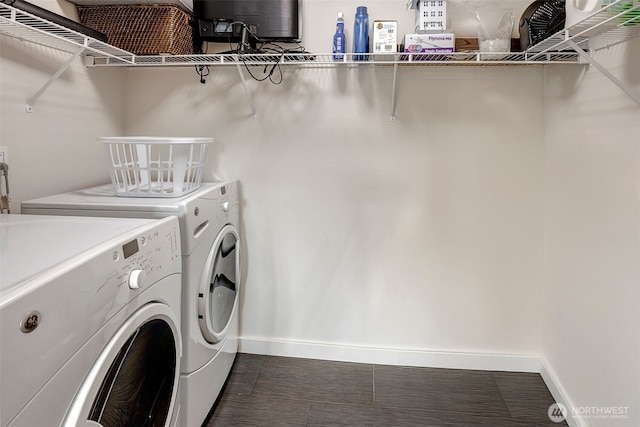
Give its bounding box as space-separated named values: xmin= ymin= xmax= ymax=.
xmin=101 ymin=136 xmax=211 ymax=197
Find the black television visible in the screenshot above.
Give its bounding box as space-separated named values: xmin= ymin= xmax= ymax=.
xmin=194 ymin=0 xmax=302 ymax=47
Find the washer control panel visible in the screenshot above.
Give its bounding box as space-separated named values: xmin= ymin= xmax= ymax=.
xmin=107 ymin=217 xmax=181 ymax=304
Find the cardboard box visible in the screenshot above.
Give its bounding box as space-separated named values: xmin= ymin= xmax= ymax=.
xmin=373 ymin=20 xmax=398 ymax=53
xmin=403 ymin=33 xmax=454 ymax=53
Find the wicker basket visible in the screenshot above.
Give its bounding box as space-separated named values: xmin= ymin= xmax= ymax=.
xmin=78 ymin=4 xmax=193 ymax=55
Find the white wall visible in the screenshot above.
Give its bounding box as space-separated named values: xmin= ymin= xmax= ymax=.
xmin=123 ymin=62 xmax=546 ymax=367
xmin=542 ymin=37 xmax=640 ymax=427
xmin=119 ymin=0 xmax=545 ymax=368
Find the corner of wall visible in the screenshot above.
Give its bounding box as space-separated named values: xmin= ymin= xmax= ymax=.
xmin=540 ymin=357 xmax=588 ymax=427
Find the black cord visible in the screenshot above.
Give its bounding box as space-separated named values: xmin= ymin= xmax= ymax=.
xmin=195 ymin=64 xmax=210 ymax=84
xmin=194 ymin=20 xmax=308 ymax=85
xmin=240 ymin=51 xmax=284 ymax=85
xmin=244 ymin=37 xmax=309 ymax=84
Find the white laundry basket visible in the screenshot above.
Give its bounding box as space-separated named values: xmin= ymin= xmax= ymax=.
xmin=101 ymin=137 xmax=212 ymax=197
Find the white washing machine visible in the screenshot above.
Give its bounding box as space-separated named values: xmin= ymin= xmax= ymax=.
xmin=22 ymin=181 xmax=241 ymax=427
xmin=0 ymin=214 xmax=182 ymax=427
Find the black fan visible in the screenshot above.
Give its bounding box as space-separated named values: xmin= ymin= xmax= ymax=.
xmin=519 ymin=0 xmax=566 ymax=51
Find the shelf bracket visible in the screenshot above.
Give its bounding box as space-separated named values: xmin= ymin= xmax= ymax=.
xmin=26 ymin=46 xmax=85 ymax=113
xmin=390 ymin=62 xmax=398 ymax=121
xmin=236 ymin=63 xmax=257 ymax=119
xmin=566 ymin=40 xmax=640 ymax=105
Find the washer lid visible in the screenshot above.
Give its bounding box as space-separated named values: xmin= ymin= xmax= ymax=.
xmin=0 ymin=215 xmax=155 ymax=295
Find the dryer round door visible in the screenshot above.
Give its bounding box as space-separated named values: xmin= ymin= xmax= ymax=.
xmin=197 ymin=224 xmax=241 ymax=344
xmin=63 ymin=303 xmax=181 ymax=427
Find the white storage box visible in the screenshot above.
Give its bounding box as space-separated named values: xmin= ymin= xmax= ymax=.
xmin=415 ymin=0 xmax=447 ymax=32
xmin=102 ymin=137 xmax=211 ymax=197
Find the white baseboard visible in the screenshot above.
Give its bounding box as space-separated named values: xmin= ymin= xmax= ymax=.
xmin=238 ymin=337 xmax=542 ymax=372
xmin=540 ymin=358 xmax=586 ymax=427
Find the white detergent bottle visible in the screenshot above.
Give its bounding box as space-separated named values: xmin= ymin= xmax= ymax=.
xmin=565 ymin=0 xmax=604 ymax=28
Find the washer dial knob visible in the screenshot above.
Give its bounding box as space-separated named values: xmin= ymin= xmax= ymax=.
xmin=128 ymin=269 xmax=146 ymax=289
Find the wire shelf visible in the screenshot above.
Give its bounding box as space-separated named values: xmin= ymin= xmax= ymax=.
xmin=0 ymin=2 xmax=133 ymax=63
xmin=0 ymin=1 xmax=581 ymax=67
xmin=526 ymin=0 xmax=640 ymax=57
xmin=88 ymin=51 xmax=583 ymax=67
xmin=2 ymin=1 xmax=639 ymax=68
xmin=3 ymin=0 xmax=639 ymax=112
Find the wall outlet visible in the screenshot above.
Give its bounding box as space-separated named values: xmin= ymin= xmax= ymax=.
xmin=0 ymin=146 xmax=7 ymax=164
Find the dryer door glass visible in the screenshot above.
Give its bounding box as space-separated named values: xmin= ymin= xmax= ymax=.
xmin=198 ymin=225 xmax=240 ymax=343
xmin=89 ymin=319 xmax=177 ymax=427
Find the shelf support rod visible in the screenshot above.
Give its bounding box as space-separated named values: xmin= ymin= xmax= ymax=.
xmin=566 ymin=40 xmax=640 ymax=105
xmin=236 ymin=63 xmax=256 ymax=119
xmin=390 ymin=62 xmax=398 ymax=121
xmin=26 ymin=46 xmax=85 ymax=113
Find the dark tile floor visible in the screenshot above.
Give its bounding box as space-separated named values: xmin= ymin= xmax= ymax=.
xmin=204 ymin=353 xmax=568 ymax=427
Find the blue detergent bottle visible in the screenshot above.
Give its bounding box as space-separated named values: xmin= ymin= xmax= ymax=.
xmin=333 ymin=12 xmax=346 ymax=60
xmin=353 ymin=6 xmax=369 ymax=61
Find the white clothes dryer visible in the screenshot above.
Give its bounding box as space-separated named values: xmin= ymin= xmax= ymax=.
xmin=0 ymin=214 xmax=182 ymax=427
xmin=22 ymin=181 xmax=241 ymax=427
